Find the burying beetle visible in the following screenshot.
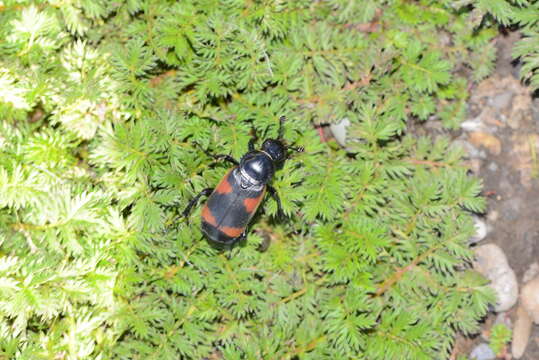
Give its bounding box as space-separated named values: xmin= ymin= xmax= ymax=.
xmin=183 ymin=116 xmax=303 ymax=249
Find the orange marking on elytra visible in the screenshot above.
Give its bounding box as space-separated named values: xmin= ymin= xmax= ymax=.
xmin=220 ymin=226 xmax=244 ymax=238
xmin=243 ymin=192 xmax=265 ymax=213
xmin=201 ymin=205 xmax=217 ymax=226
xmin=215 ymin=172 xmax=232 ymax=194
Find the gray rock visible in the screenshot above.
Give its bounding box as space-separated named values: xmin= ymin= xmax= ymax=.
xmin=461 ymin=117 xmax=485 ymax=132
xmin=473 ymin=244 xmax=519 ymax=312
xmin=470 ymin=343 xmax=496 ymax=360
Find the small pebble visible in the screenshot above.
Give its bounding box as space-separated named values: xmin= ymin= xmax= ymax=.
xmin=461 ymin=117 xmax=485 ymax=132
xmin=469 ymin=216 xmax=488 ymax=245
xmin=469 ymin=131 xmax=501 ymax=156
xmin=329 ymin=118 xmax=350 ymax=147
xmin=487 ymin=162 xmax=498 ymax=172
xmin=487 ymin=210 xmax=499 ymax=222
xmin=470 ymin=343 xmax=496 ymax=360
xmin=473 ymin=244 xmax=519 ymax=312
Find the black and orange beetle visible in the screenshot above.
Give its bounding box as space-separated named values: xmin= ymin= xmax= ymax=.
xmin=183 ymin=116 xmax=303 ymax=249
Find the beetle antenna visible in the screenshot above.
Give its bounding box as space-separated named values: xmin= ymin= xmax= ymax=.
xmin=277 ymin=116 xmax=286 ymax=140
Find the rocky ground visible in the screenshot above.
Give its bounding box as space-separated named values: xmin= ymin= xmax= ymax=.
xmin=445 ymin=33 xmax=539 ymax=360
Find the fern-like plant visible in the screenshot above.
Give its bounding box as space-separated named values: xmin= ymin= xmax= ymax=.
xmin=1 ymin=0 xmax=536 ymax=359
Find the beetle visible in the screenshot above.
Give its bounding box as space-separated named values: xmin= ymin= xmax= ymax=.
xmin=182 ymin=116 xmax=303 ymax=249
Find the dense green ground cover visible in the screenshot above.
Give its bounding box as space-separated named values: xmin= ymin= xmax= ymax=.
xmin=0 ymin=0 xmax=538 ymax=359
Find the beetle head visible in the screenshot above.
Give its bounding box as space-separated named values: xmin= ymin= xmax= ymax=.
xmin=261 ymin=139 xmax=286 ymax=163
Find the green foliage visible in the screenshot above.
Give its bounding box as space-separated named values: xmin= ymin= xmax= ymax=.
xmin=1 ymin=0 xmax=537 ymax=359
xmin=488 ymin=323 xmax=512 ymax=356
xmin=460 ymin=0 xmax=539 ymax=91
xmin=512 ymin=11 xmax=539 ymax=91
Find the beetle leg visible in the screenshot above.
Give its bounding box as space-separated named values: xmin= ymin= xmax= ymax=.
xmin=193 ymin=142 xmax=239 ymax=165
xmin=267 ymin=185 xmax=284 ymax=219
xmin=223 ymin=233 xmax=246 ymax=258
xmin=222 ymin=231 xmax=248 ymax=257
xmin=287 ymin=145 xmax=304 ymax=153
xmin=248 ymin=126 xmax=258 ymax=151
xmin=182 ymin=188 xmax=213 ymax=218
xmin=248 ymin=137 xmax=256 ymax=152
xmin=240 ymin=230 xmax=248 ymax=242
xmin=211 ymin=154 xmax=239 ymax=166
xmin=248 ymin=131 xmax=257 ymax=151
